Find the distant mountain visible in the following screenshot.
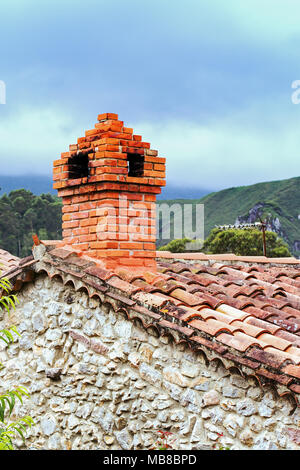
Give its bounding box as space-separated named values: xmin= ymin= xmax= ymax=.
xmin=158 ymin=184 xmax=213 ymax=200
xmin=0 ymin=175 xmax=55 ymax=196
xmin=158 ymin=176 xmax=300 ymax=257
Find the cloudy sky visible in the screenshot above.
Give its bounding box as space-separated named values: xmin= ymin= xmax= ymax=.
xmin=1 ymin=0 xmax=300 ymax=192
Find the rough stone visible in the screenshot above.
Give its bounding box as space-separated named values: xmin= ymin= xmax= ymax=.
xmin=0 ymin=276 xmax=298 ymax=451
xmin=163 ymin=367 xmax=190 ymax=387
xmin=202 ymin=390 xmax=220 ymax=407
xmin=104 ymin=435 xmax=115 ymax=445
xmin=236 ymin=399 xmax=257 ymax=417
xmin=41 ymin=415 xmax=57 ymax=436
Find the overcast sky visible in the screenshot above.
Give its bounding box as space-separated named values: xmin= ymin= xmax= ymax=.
xmin=1 ymin=0 xmax=300 ymax=191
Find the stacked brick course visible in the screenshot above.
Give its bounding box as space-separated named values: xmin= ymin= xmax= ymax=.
xmin=53 ymin=113 xmax=166 ymax=269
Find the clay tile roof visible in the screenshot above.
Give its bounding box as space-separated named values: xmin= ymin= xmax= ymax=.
xmin=0 ymin=249 xmax=21 ymax=276
xmin=4 ymin=241 xmax=300 ymax=402
xmin=0 ymin=248 xmax=38 ymax=292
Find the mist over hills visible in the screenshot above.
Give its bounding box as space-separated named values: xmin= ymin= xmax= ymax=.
xmin=0 ymin=175 xmax=213 ymax=200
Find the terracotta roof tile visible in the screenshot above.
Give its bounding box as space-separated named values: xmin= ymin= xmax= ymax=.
xmin=7 ymin=242 xmax=300 ymax=398
xmin=189 ymin=318 xmax=238 ymax=336
xmin=216 ymin=304 xmax=251 ymax=321
xmin=282 ymin=364 xmax=300 ymax=380
xmin=256 ymin=332 xmax=292 ymax=351
xmin=230 ymin=319 xmax=268 ymax=338
xmin=217 ymin=332 xmax=262 ymax=352
xmin=0 ymin=249 xmax=21 ymax=276
xmin=256 ymin=368 xmax=293 ymax=386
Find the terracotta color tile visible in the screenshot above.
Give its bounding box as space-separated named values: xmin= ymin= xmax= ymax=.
xmin=50 ymin=247 xmax=74 ymax=259
xmin=223 ymin=352 xmax=260 ymax=370
xmin=170 ymin=288 xmax=209 ymax=307
xmin=189 ymin=318 xmax=238 ymax=337
xmin=282 ymin=364 xmax=300 ymax=379
xmin=217 ymin=332 xmax=260 ymax=352
xmin=246 ymin=347 xmax=289 ymax=368
xmin=263 ymin=346 xmax=300 ymax=364
xmin=285 ymin=346 xmax=300 ymax=357
xmin=230 ymin=320 xmax=268 ymax=338
xmin=85 ymin=265 xmax=112 ymax=280
xmin=265 ymin=316 xmax=300 ymax=334
xmin=106 ymin=275 xmax=140 ymax=295
xmin=180 ymin=307 xmax=217 ymax=323
xmin=113 ymin=267 xmax=145 ymax=283
xmin=160 ymin=304 xmax=197 ymax=321
xmin=195 ymin=292 xmax=224 ymax=309
xmin=256 ymin=368 xmax=293 ymax=386
xmin=157 ymin=319 xmax=194 ymax=338
xmin=129 ymin=304 xmax=161 ymax=322
xmin=274 ymin=329 xmax=300 ymax=348
xmin=199 ymin=310 xmax=236 ymax=325
xmin=190 ymin=335 xmax=228 ymax=355
xmin=216 ymin=304 xmax=251 ymax=321
xmin=263 ymin=306 xmax=294 ymax=321
xmin=153 ymin=293 xmax=183 ymax=306
xmin=243 ymin=316 xmax=282 ymax=334
xmin=282 ymin=305 xmax=300 ymax=318
xmin=153 ymin=280 xmax=187 ymax=295
xmin=132 ymin=292 xmax=168 ymax=309
xmin=289 ymin=383 xmax=300 ymax=394
xmin=5 ymin=235 xmax=300 ymax=394
xmin=256 ymin=332 xmax=292 ymax=351
xmin=243 ymin=306 xmax=276 ymax=322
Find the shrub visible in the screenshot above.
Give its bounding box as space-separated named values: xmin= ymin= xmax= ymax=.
xmin=0 ymin=273 xmax=34 ymax=450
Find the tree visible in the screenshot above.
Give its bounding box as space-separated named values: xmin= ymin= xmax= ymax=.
xmin=0 ymin=273 xmax=34 ymax=450
xmin=158 ymin=238 xmax=191 ymax=253
xmin=202 ymin=228 xmax=292 ymax=257
xmin=0 ymin=190 xmax=62 ymax=257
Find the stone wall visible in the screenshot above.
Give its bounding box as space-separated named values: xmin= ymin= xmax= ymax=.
xmin=0 ymin=274 xmax=299 ymax=450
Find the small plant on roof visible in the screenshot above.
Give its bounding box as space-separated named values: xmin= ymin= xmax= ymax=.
xmin=151 ymin=430 xmax=177 ymax=450
xmin=0 ymin=272 xmax=35 ymax=450
xmin=212 ymin=432 xmax=231 ymax=450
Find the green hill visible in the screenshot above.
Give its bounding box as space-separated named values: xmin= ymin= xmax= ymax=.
xmin=157 ymin=176 xmax=300 ymax=257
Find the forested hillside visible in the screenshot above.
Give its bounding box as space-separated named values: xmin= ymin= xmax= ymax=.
xmin=157 ymin=176 xmax=300 ymax=257
xmin=0 ymin=190 xmax=62 ymax=257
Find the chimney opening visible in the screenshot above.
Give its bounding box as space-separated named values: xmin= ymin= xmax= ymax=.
xmin=127 ymin=153 xmax=144 ymax=177
xmin=68 ymin=152 xmax=89 ymax=180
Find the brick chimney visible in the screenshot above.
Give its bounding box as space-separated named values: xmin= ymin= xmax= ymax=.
xmin=53 ymin=113 xmax=166 ymax=270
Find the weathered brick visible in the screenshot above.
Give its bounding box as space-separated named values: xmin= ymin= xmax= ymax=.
xmin=53 ymin=112 xmax=165 ymax=267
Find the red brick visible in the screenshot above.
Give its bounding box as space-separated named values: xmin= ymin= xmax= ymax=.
xmin=119 ymin=242 xmax=143 ymax=250
xmin=132 ymin=251 xmax=156 ymax=258
xmin=145 ymin=156 xmax=166 ymax=164
xmin=97 ymin=249 xmax=130 ymax=258
xmin=53 ymin=113 xmax=166 ymax=267
xmin=62 ymin=220 xmax=80 ymax=229
xmin=72 ymin=242 xmax=89 ymax=250
xmin=98 ymin=113 xmax=118 ymax=121
xmin=90 ymin=241 xmax=119 ymax=249
xmin=78 ymin=234 xmax=97 ymax=243
xmin=62 ymin=204 xmax=79 ymax=213
xmin=143 ymin=243 xmax=156 ymax=250
xmin=145 ymin=149 xmax=158 ymax=156
xmin=73 ymin=227 xmax=89 ymax=236
xmin=53 ymin=158 xmax=66 ymax=167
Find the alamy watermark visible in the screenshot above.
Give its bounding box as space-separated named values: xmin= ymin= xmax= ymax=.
xmin=94 ymin=196 xmax=204 ymax=249
xmin=291 ymin=80 xmax=300 ymax=104
xmin=0 ymin=80 xmax=6 ymax=104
